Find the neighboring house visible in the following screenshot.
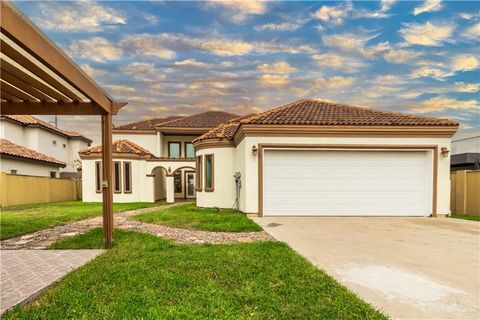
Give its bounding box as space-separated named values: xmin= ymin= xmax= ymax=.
xmin=0 ymin=115 xmax=92 ymax=177
xmin=0 ymin=139 xmax=66 ymax=177
xmin=192 ymin=99 xmax=458 ymax=217
xmin=79 ymin=111 xmax=239 ymax=202
xmin=451 ymin=136 xmax=480 ymax=171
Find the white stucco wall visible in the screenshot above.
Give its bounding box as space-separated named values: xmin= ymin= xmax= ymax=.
xmin=198 ymin=136 xmax=453 ymax=216
xmin=0 ymin=120 xmax=25 ymax=145
xmin=196 ymin=147 xmax=237 ymax=209
xmin=68 ymin=140 xmax=89 ymax=171
xmin=1 ymin=158 xmax=60 ymax=177
xmin=82 ymin=158 xmax=152 ymax=203
xmin=112 ymin=133 xmax=159 ymax=156
xmin=1 ymin=120 xmax=90 ymax=173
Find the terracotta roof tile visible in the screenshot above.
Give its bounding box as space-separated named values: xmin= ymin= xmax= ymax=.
xmin=240 ymin=99 xmax=459 ymax=126
xmin=0 ymin=139 xmax=66 ymax=166
xmin=194 ymin=99 xmax=459 ymax=143
xmin=79 ymin=139 xmax=153 ymax=157
xmin=114 ymin=116 xmax=183 ymax=130
xmin=2 ymin=115 xmax=92 ymax=143
xmin=193 ymin=122 xmax=241 ymax=143
xmin=157 ymin=111 xmax=239 ymax=128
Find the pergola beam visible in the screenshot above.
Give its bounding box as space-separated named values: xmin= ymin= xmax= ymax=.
xmin=1 ymin=70 xmax=56 ymax=102
xmin=0 ymin=40 xmax=85 ymax=102
xmin=0 ymin=101 xmax=109 ymax=115
xmin=0 ymin=2 xmax=114 ymax=113
xmin=1 ymin=58 xmax=70 ymax=102
xmin=1 ymin=80 xmax=39 ymax=102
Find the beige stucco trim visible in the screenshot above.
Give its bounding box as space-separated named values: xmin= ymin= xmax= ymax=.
xmin=79 ymin=153 xmax=152 ymax=160
xmin=112 ymin=129 xmax=157 ymax=135
xmin=234 ymin=125 xmax=458 ymax=145
xmin=193 ymin=138 xmax=235 ymax=151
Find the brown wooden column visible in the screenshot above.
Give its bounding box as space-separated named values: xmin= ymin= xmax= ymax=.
xmin=101 ymin=113 xmax=114 ymax=248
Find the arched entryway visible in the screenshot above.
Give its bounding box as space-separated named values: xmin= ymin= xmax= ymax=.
xmin=171 ymin=166 xmax=196 ymax=200
xmin=151 ymin=166 xmax=168 ymax=201
xmin=150 ymin=165 xmax=196 ymax=202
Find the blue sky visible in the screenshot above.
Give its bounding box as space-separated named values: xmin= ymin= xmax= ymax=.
xmin=15 ymin=0 xmax=480 ymax=143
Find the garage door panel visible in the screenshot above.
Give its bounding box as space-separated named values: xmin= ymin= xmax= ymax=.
xmin=263 ymin=150 xmax=432 ymax=216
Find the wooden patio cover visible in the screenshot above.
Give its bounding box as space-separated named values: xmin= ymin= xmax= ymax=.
xmin=0 ymin=2 xmax=127 ymax=248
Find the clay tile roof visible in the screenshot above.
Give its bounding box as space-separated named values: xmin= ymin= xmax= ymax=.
xmin=2 ymin=115 xmax=92 ymax=143
xmin=193 ymin=122 xmax=241 ymax=143
xmin=194 ymin=98 xmax=459 ymax=143
xmin=157 ymin=111 xmax=240 ymax=129
xmin=79 ymin=139 xmax=153 ymax=157
xmin=240 ymin=99 xmax=459 ymax=126
xmin=0 ymin=139 xmax=66 ymax=167
xmin=114 ymin=116 xmax=184 ymax=131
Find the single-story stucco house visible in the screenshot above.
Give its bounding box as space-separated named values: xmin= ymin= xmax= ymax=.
xmin=192 ymin=99 xmax=458 ymax=217
xmin=80 ymin=99 xmax=458 ymax=217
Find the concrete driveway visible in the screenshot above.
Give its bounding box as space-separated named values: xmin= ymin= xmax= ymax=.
xmin=253 ymin=217 xmax=480 ymax=320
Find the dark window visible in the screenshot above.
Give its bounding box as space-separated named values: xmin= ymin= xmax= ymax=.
xmin=195 ymin=155 xmax=202 ymax=191
xmin=185 ymin=142 xmax=195 ymax=158
xmin=95 ymin=161 xmax=102 ymax=193
xmin=52 ymin=140 xmax=57 ymax=146
xmin=204 ymin=154 xmax=214 ymax=191
xmin=63 ymin=143 xmax=67 ymax=148
xmin=50 ymin=171 xmax=57 ymax=178
xmin=10 ymin=169 xmax=17 ymax=175
xmin=114 ymin=161 xmax=122 ymax=193
xmin=174 ymin=171 xmax=182 ymax=193
xmin=123 ymin=162 xmax=132 ymax=193
xmin=168 ymin=142 xmax=181 ymax=157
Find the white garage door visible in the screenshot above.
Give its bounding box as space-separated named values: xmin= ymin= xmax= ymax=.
xmin=263 ymin=150 xmax=433 ymax=216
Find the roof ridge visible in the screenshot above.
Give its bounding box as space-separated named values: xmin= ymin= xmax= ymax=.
xmin=115 ymin=116 xmax=184 ymax=130
xmin=155 ymin=110 xmax=240 ymax=128
xmin=239 ymin=99 xmax=309 ymax=124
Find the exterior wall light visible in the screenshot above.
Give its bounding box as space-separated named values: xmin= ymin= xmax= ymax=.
xmin=252 ymin=145 xmax=258 ymax=156
xmin=441 ymin=147 xmax=450 ymax=158
xmin=168 ymin=166 xmax=172 ymax=174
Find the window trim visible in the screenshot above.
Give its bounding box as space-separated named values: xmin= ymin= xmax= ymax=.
xmin=95 ymin=161 xmax=102 ymax=193
xmin=204 ymin=154 xmax=214 ymax=192
xmin=173 ymin=170 xmax=182 ymax=194
xmin=113 ymin=161 xmax=122 ymax=194
xmin=168 ymin=141 xmax=182 ymax=158
xmin=123 ymin=161 xmax=132 ymax=194
xmin=195 ymin=155 xmax=203 ymax=191
xmin=184 ymin=142 xmax=195 ymax=158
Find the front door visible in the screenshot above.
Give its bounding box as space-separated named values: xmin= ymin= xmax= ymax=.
xmin=185 ymin=171 xmax=196 ymax=198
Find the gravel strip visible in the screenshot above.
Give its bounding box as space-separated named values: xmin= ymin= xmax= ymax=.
xmin=1 ymin=203 xmax=273 ymax=249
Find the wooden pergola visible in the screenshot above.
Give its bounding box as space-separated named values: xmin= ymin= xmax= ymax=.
xmin=0 ymin=2 xmax=126 ymax=248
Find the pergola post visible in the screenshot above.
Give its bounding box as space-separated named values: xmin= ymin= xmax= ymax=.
xmin=101 ymin=114 xmax=114 ymax=248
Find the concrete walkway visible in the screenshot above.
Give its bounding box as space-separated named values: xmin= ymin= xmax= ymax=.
xmin=254 ymin=216 xmax=480 ymax=320
xmin=1 ymin=250 xmax=103 ymax=314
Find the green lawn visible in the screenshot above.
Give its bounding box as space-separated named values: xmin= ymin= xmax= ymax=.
xmin=133 ymin=203 xmax=262 ymax=232
xmin=0 ymin=201 xmax=165 ymax=240
xmin=5 ymin=228 xmax=387 ymax=319
xmin=450 ymin=214 xmax=480 ymax=222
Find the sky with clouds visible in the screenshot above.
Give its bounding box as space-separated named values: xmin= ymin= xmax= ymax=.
xmin=14 ymin=0 xmax=480 ymax=144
